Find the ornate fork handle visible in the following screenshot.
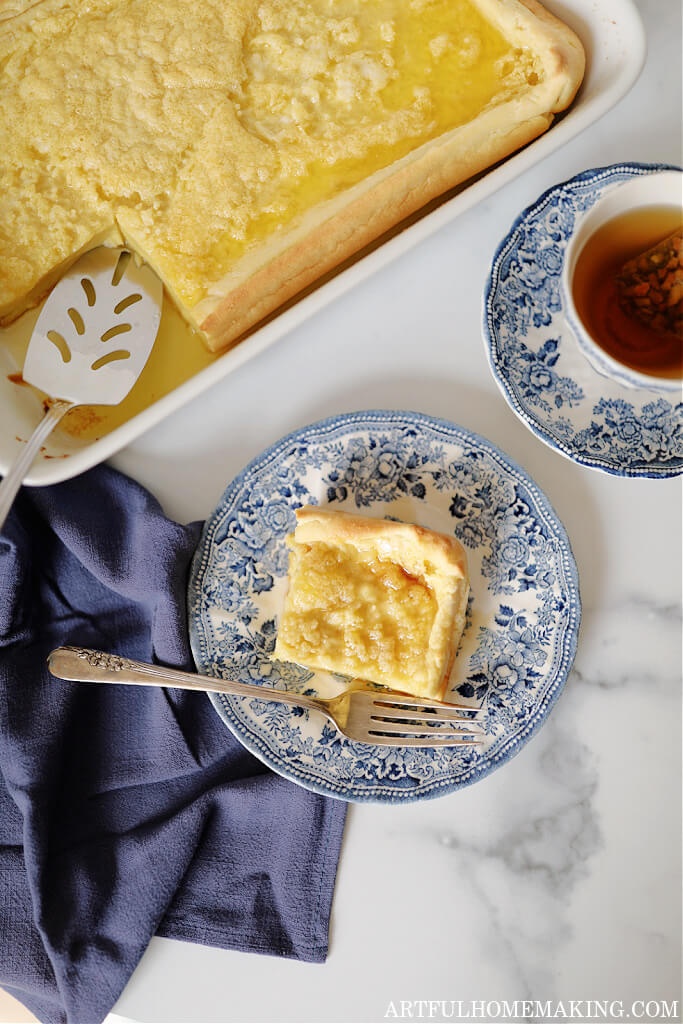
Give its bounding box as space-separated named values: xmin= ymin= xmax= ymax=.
xmin=47 ymin=645 xmax=326 ymax=715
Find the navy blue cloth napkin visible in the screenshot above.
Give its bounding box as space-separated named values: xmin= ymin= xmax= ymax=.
xmin=0 ymin=466 xmax=346 ymax=1024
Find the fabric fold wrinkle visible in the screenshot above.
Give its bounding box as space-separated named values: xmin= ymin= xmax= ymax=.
xmin=0 ymin=465 xmax=347 ymax=1024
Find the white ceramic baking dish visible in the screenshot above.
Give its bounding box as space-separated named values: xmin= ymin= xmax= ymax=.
xmin=0 ymin=0 xmax=646 ymax=486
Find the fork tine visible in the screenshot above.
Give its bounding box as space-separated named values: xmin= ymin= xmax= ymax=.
xmin=366 ymin=733 xmax=483 ymax=747
xmin=369 ymin=693 xmax=484 ymax=716
xmin=368 ymin=717 xmax=484 ymax=737
xmin=369 ymin=703 xmax=484 ymax=726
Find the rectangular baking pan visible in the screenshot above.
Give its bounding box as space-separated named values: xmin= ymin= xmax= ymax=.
xmin=0 ymin=0 xmax=646 ymax=486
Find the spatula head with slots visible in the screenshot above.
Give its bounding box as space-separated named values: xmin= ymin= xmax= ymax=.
xmin=24 ymin=247 xmax=163 ymax=405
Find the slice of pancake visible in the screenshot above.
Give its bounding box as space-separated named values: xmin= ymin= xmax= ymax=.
xmin=273 ymin=507 xmax=470 ymax=700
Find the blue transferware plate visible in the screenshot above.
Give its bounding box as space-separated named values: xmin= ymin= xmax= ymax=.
xmin=188 ymin=411 xmax=580 ymax=803
xmin=484 ymin=162 xmax=683 ymax=478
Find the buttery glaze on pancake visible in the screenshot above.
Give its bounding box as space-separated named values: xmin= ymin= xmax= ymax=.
xmin=0 ymin=0 xmax=584 ymax=350
xmin=273 ymin=507 xmax=470 ymax=700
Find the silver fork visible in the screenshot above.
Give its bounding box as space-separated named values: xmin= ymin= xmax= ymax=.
xmin=47 ymin=646 xmax=485 ymax=748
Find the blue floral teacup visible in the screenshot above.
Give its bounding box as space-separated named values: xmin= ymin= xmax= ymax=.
xmin=561 ymin=169 xmax=682 ymax=393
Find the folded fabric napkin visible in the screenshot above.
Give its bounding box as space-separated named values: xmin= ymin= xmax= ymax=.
xmin=0 ymin=466 xmax=347 ymax=1024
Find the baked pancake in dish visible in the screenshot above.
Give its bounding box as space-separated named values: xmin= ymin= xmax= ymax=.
xmin=273 ymin=507 xmax=470 ymax=699
xmin=0 ymin=0 xmax=584 ymax=352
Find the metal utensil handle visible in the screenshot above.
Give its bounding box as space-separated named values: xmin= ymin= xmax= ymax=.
xmin=0 ymin=399 xmax=73 ymax=531
xmin=47 ymin=645 xmax=324 ymax=714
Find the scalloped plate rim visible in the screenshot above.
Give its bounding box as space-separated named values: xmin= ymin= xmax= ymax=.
xmin=188 ymin=409 xmax=581 ymax=803
xmin=482 ymin=160 xmax=683 ymax=480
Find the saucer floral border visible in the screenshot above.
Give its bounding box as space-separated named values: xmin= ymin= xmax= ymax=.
xmin=483 ymin=161 xmax=683 ymax=479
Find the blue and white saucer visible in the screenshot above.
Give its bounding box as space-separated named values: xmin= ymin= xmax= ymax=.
xmin=484 ymin=163 xmax=683 ymax=478
xmin=188 ymin=411 xmax=580 ymax=803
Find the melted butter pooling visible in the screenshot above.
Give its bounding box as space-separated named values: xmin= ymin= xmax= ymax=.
xmin=279 ymin=539 xmax=438 ymax=685
xmin=1 ymin=0 xmax=542 ymax=317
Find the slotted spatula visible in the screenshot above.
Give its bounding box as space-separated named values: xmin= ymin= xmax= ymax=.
xmin=0 ymin=247 xmax=162 ymax=529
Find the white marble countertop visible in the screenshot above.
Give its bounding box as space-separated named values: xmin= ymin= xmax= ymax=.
xmin=108 ymin=1 xmax=681 ymax=1019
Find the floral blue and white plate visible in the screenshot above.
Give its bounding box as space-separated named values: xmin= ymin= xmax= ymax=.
xmin=188 ymin=411 xmax=580 ymax=803
xmin=484 ymin=162 xmax=683 ymax=478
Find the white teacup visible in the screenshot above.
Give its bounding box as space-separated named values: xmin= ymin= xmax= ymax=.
xmin=561 ymin=169 xmax=682 ymax=393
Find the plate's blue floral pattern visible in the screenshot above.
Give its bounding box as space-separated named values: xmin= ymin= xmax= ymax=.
xmin=484 ymin=163 xmax=683 ymax=478
xmin=188 ymin=411 xmax=580 ymax=803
